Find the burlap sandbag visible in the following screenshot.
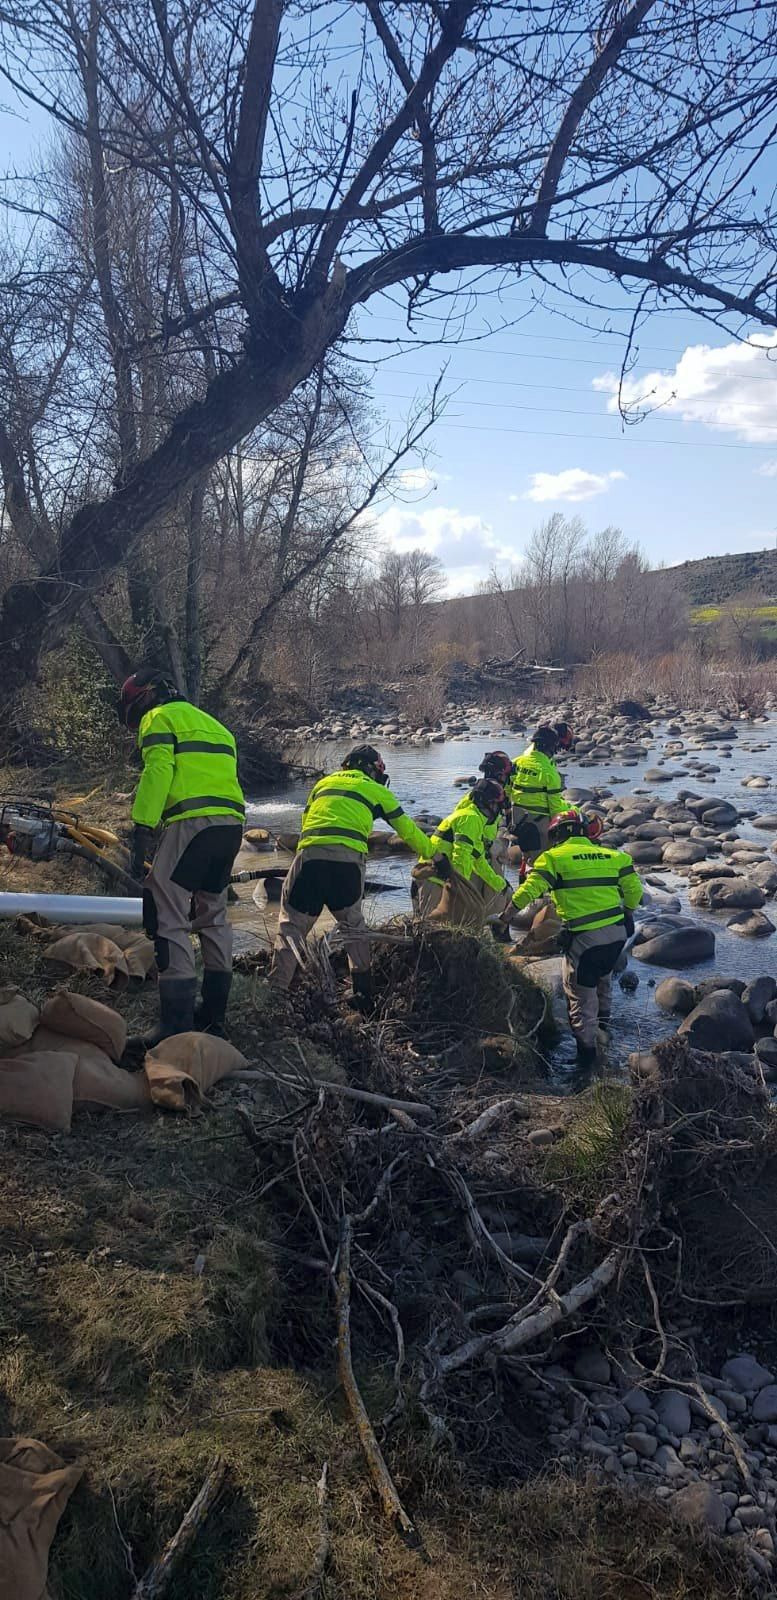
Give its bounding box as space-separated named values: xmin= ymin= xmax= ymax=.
xmin=0 ymin=1052 xmax=76 ymax=1133
xmin=49 ymin=923 xmax=155 ymax=972
xmin=515 ymin=902 xmax=563 ymax=956
xmin=144 ymin=1032 xmax=247 ymax=1111
xmin=40 ymin=991 xmax=127 ymax=1062
xmin=0 ymin=987 xmax=40 ymax=1047
xmin=0 ymin=1437 xmax=83 ymax=1600
xmin=43 ymin=931 xmax=130 ymax=985
xmin=15 ymin=1026 xmax=150 ymax=1112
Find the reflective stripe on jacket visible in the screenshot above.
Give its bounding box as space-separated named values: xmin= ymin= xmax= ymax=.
xmin=132 ymin=700 xmax=245 ymax=829
xmin=429 ymin=799 xmax=506 ymax=893
xmin=299 ymin=770 xmax=434 ymax=858
xmin=507 ymin=746 xmax=563 ymax=817
xmin=511 ymin=835 xmax=643 ymax=933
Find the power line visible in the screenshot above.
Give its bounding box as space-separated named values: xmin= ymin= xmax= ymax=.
xmin=429 ymin=420 xmax=773 ymax=450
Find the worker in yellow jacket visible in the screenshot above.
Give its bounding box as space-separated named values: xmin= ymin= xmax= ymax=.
xmin=505 ymin=808 xmax=643 ymax=1065
xmin=121 ymin=668 xmax=245 ymax=1041
xmin=413 ymin=780 xmax=512 ymax=929
xmin=506 ymin=723 xmax=573 ymax=857
xmin=271 ymin=745 xmax=434 ymax=1005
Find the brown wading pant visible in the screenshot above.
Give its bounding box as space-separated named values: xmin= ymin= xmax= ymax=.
xmin=271 ymin=845 xmax=370 ymax=989
xmin=412 ymin=863 xmax=510 ymax=931
xmin=562 ymin=923 xmax=626 ymax=1050
xmin=145 ymin=816 xmax=242 ymax=984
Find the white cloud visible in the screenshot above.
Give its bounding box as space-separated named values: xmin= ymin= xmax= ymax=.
xmin=523 ymin=467 xmax=626 ymax=504
xmin=758 ymin=459 xmax=777 ymax=477
xmin=375 ymin=504 xmax=515 ymax=593
xmin=594 ymin=334 xmax=777 ymax=443
xmin=396 ymin=465 xmax=449 ymax=491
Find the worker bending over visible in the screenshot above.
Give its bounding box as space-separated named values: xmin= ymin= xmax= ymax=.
xmin=506 ymin=723 xmax=573 ymax=858
xmin=505 ymin=808 xmax=642 ymax=1067
xmin=121 ymin=667 xmax=245 ymax=1041
xmin=270 ymin=746 xmax=433 ymax=1005
xmin=413 ymin=779 xmax=512 ymax=929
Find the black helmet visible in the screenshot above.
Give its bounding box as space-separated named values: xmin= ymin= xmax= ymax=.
xmin=479 ymin=750 xmax=513 ymax=785
xmin=344 ymin=744 xmax=389 ymax=786
xmin=533 ymin=723 xmax=560 ymax=757
xmin=554 ymin=721 xmax=575 ymax=751
xmin=471 ymin=778 xmax=506 ymax=822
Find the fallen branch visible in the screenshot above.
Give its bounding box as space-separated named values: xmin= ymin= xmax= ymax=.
xmin=299 ymin=1462 xmax=330 ymax=1600
xmin=336 ymin=1215 xmax=427 ymax=1556
xmin=447 ymin=1098 xmax=526 ymax=1141
xmin=234 ymin=1070 xmax=436 ymax=1120
xmin=437 ymin=1245 xmax=624 ymax=1376
xmin=130 ymin=1456 xmax=227 ymax=1600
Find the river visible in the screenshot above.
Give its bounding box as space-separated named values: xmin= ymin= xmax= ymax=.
xmin=242 ymin=715 xmax=777 ymax=1081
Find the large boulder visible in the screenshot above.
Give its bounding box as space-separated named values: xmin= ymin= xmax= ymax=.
xmin=749 ymin=859 xmax=777 ymax=895
xmin=742 ymin=975 xmax=777 ymax=1024
xmin=688 ymin=878 xmax=765 ymax=910
xmin=701 ymin=802 xmax=739 ymax=828
xmin=678 ymin=989 xmax=754 ymax=1052
xmin=655 ymin=977 xmax=696 ymax=1014
xmin=632 ymin=925 xmax=715 ymax=967
xmin=623 ymin=841 xmax=664 ymax=864
xmin=727 ymin=909 xmax=777 ymax=938
xmin=753 ymin=813 xmax=777 ymax=830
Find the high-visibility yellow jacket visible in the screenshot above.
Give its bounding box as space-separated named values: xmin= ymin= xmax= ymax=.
xmin=506 ymin=745 xmax=564 ymax=817
xmin=511 ymin=834 xmax=643 ymax=934
xmin=132 ymin=700 xmax=245 ymax=829
xmin=299 ymin=769 xmax=434 ymax=858
xmin=428 ymin=798 xmax=507 ymax=892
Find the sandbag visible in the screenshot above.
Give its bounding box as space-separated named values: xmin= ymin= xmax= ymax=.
xmin=0 ymin=987 xmax=40 ymax=1047
xmin=516 ymin=903 xmax=563 ymax=956
xmin=144 ymin=1032 xmax=247 ymax=1111
xmin=0 ymin=1437 xmax=83 ymax=1600
xmin=43 ymin=931 xmax=130 ymax=985
xmin=40 ymin=991 xmax=127 ymax=1062
xmin=0 ymin=1052 xmax=76 ymax=1133
xmin=16 ymin=1026 xmax=150 ymax=1112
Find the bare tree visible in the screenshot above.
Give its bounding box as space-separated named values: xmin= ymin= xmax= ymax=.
xmin=0 ymin=0 xmax=776 ymax=701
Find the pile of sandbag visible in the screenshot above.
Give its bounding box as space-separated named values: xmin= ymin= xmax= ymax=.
xmin=16 ymin=916 xmax=156 ymax=984
xmin=0 ymin=986 xmax=247 ymax=1132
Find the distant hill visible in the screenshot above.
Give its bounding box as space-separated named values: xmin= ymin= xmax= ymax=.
xmin=664 ymin=548 xmax=777 ymax=605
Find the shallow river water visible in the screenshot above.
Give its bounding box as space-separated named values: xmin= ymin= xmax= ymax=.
xmin=244 ymin=716 xmax=777 ymax=1081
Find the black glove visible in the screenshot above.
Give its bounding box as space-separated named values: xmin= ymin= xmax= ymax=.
xmin=433 ymin=854 xmax=452 ymax=881
xmin=623 ymin=909 xmax=636 ymax=939
xmin=130 ymin=825 xmax=155 ymax=882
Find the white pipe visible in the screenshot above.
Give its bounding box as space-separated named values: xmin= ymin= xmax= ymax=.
xmin=0 ymin=892 xmax=144 ymax=926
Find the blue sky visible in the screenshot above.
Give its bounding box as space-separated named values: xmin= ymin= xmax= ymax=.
xmin=348 ymin=289 xmax=777 ymax=594
xmin=3 ymin=81 xmax=776 ymax=599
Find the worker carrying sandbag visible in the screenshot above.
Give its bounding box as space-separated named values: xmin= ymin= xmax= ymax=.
xmin=502 ymin=808 xmax=643 ymax=1067
xmin=120 ymin=667 xmax=245 ymax=1041
xmin=413 ymin=779 xmax=512 ymax=930
xmin=270 ymin=746 xmax=434 ymax=1007
xmin=505 ymin=723 xmax=573 ymax=858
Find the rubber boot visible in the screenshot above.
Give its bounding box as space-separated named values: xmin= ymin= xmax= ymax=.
xmin=130 ymin=978 xmax=197 ymax=1052
xmin=576 ymin=1039 xmax=598 ymax=1069
xmin=195 ymin=970 xmax=232 ymax=1038
xmin=346 ymin=969 xmax=374 ymax=1013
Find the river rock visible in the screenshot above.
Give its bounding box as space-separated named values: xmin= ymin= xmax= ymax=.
xmin=756 ymin=1038 xmax=777 ymax=1073
xmin=662 ymin=841 xmax=708 ymax=865
xmin=673 ymin=1482 xmax=728 ymax=1533
xmin=727 ymin=910 xmax=776 ymax=937
xmin=721 ymin=1355 xmax=775 ymax=1394
xmin=693 ymin=976 xmax=745 ymax=1000
xmin=689 ymin=879 xmax=765 ymax=910
xmin=655 ymin=1391 xmax=692 ymax=1434
xmin=749 ymin=860 xmax=777 ymax=894
xmin=690 ymin=860 xmax=737 ymax=879
xmin=632 ymin=925 xmax=715 ymax=967
xmin=655 ymin=977 xmax=696 ymax=1014
xmin=753 ymin=1386 xmax=777 ymax=1423
xmin=753 ymin=814 xmax=777 ymax=830
xmin=742 ymin=976 xmax=777 ymax=1023
xmin=678 ymin=990 xmax=754 ymax=1052
xmin=624 ymin=841 xmax=664 ymax=864
xmin=624 ymin=1431 xmax=658 ymax=1458
xmin=573 ymin=1347 xmax=612 ymax=1385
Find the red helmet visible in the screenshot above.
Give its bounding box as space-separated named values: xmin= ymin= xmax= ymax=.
xmin=479 ymin=750 xmax=512 ymax=785
xmin=554 ymin=721 xmax=575 ymax=751
xmin=119 ymin=671 xmax=160 ymax=729
xmin=548 ymin=808 xmax=587 ymax=844
xmin=585 ymin=812 xmax=604 ymax=840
